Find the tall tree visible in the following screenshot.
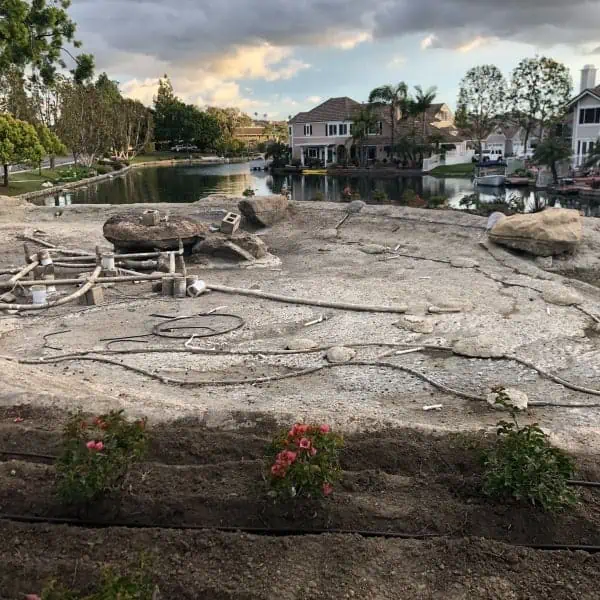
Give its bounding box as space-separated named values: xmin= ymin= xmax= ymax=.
xmin=35 ymin=123 xmax=66 ymax=173
xmin=348 ymin=106 xmax=378 ymax=167
xmin=111 ymin=98 xmax=153 ymax=159
xmin=0 ymin=0 xmax=94 ymax=84
xmin=533 ymin=133 xmax=572 ymax=183
xmin=509 ymin=57 xmax=572 ymax=150
xmin=206 ymin=106 xmax=252 ymax=139
xmin=368 ymin=83 xmax=409 ymax=158
xmin=456 ymin=65 xmax=506 ymax=156
xmin=413 ymin=85 xmax=438 ymax=138
xmin=0 ymin=113 xmax=44 ymax=186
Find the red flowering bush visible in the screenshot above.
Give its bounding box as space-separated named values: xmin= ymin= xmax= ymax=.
xmin=267 ymin=423 xmax=343 ymax=501
xmin=56 ymin=410 xmax=149 ymax=506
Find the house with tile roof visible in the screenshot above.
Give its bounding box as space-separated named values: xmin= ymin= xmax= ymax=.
xmin=288 ymin=97 xmax=465 ymax=167
xmin=566 ymin=65 xmax=600 ymax=167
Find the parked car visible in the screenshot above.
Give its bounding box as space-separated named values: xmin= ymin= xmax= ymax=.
xmin=472 ymin=149 xmax=504 ymax=163
xmin=170 ymin=144 xmax=199 ymax=153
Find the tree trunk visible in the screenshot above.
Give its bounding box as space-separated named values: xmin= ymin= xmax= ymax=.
xmin=523 ymin=125 xmax=531 ymax=156
xmin=551 ymin=161 xmax=558 ymax=184
xmin=2 ymin=164 xmax=8 ymax=187
xmin=390 ymin=106 xmax=395 ymax=160
xmin=50 ymin=155 xmax=56 ymax=170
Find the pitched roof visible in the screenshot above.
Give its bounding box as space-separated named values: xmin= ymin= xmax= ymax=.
xmin=566 ymin=86 xmax=600 ymax=108
xmin=290 ymin=97 xmax=362 ymax=123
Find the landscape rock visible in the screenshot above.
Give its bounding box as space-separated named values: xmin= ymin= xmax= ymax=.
xmin=326 ymin=346 xmax=356 ymax=363
xmin=488 ymin=208 xmax=583 ymax=257
xmin=191 ymin=232 xmax=267 ymax=261
xmin=286 ymin=338 xmax=318 ymax=351
xmin=395 ymin=315 xmax=435 ymax=334
xmin=487 ymin=388 xmax=528 ymax=411
xmin=320 ymin=229 xmax=338 ymax=240
xmin=346 ymin=200 xmax=366 ymax=214
xmin=452 ymin=334 xmax=507 ymax=358
xmin=103 ymin=212 xmax=209 ymax=252
xmin=238 ymin=195 xmax=288 ymax=227
xmin=359 ymin=244 xmax=387 ymax=255
xmin=542 ymin=286 xmax=582 ymax=306
xmin=450 ymin=257 xmax=479 ymax=269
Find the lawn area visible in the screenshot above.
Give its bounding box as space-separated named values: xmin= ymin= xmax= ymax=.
xmin=1 ymin=165 xmax=101 ymax=197
xmin=428 ymin=163 xmax=474 ymax=177
xmin=131 ymin=151 xmax=210 ymax=163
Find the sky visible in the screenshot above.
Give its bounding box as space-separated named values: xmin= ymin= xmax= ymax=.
xmin=69 ymin=0 xmax=600 ymax=120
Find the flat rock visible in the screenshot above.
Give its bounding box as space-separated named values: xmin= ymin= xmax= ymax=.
xmin=359 ymin=244 xmax=387 ymax=255
xmin=346 ymin=200 xmax=366 ymax=214
xmin=450 ymin=257 xmax=479 ymax=269
xmin=489 ymin=208 xmax=583 ymax=257
xmin=326 ymin=346 xmax=356 ymax=363
xmin=395 ymin=315 xmax=435 ymax=334
xmin=452 ymin=334 xmax=507 ymax=358
xmin=104 ymin=212 xmax=209 ymax=251
xmin=428 ymin=301 xmax=465 ymax=314
xmin=238 ymin=195 xmax=288 ymax=227
xmin=320 ymin=229 xmax=338 ymax=240
xmin=542 ymin=286 xmax=582 ymax=306
xmin=286 ymin=338 xmax=318 ymax=351
xmin=192 ymin=232 xmax=267 ymax=261
xmin=487 ymin=388 xmax=528 ymax=411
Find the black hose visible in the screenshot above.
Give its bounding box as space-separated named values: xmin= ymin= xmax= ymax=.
xmin=151 ymin=313 xmax=244 ymax=339
xmin=2 ymin=514 xmax=600 ymax=552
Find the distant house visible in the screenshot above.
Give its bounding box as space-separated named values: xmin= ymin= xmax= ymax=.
xmin=566 ymin=64 xmax=600 ymax=167
xmin=234 ymin=121 xmax=288 ymax=147
xmin=288 ymin=97 xmax=464 ymax=166
xmin=482 ymin=125 xmax=537 ymax=159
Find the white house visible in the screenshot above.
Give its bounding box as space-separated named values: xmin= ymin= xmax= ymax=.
xmin=566 ymin=64 xmax=600 ymax=167
xmin=482 ymin=125 xmax=537 ymax=159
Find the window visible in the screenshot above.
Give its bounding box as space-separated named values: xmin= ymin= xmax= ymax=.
xmin=308 ymin=148 xmax=318 ymax=158
xmin=368 ymin=121 xmax=383 ymax=135
xmin=579 ymin=108 xmax=600 ymax=124
xmin=303 ymin=124 xmax=313 ymax=136
xmin=582 ymin=141 xmax=588 ymax=155
xmin=339 ymin=124 xmax=348 ymax=136
xmin=349 ymin=123 xmax=354 ymax=134
xmin=328 ymin=124 xmax=337 ymax=136
xmin=288 ymin=126 xmax=292 ymax=136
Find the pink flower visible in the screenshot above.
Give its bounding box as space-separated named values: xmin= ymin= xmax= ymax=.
xmin=319 ymin=424 xmax=331 ymax=434
xmin=13 ymin=417 xmax=24 ymax=423
xmin=299 ymin=438 xmax=311 ymax=450
xmin=284 ymin=450 xmax=297 ymax=463
xmin=94 ymin=441 xmax=104 ymax=451
xmin=271 ymin=464 xmax=286 ymax=477
xmin=310 ymin=447 xmax=317 ymax=456
xmin=322 ymin=483 xmax=333 ymax=496
xmin=86 ymin=440 xmax=96 ymax=450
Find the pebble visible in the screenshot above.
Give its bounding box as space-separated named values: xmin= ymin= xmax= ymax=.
xmin=359 ymin=244 xmax=387 ymax=255
xmin=542 ymin=286 xmax=582 ymax=306
xmin=326 ymin=346 xmax=356 ymax=363
xmin=450 ymin=257 xmax=479 ymax=269
xmin=487 ymin=388 xmax=528 ymax=411
xmin=285 ymin=338 xmax=318 ymax=351
xmin=394 ymin=315 xmax=435 ymax=334
xmin=452 ymin=334 xmax=507 ymax=359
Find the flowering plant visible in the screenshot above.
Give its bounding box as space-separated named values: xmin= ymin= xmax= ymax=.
xmin=267 ymin=423 xmax=343 ymax=501
xmin=56 ymin=410 xmax=149 ymax=506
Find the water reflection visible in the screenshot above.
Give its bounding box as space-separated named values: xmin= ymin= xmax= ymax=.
xmin=38 ymin=162 xmax=600 ymax=216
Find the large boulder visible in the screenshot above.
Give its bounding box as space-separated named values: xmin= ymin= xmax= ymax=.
xmin=488 ymin=208 xmax=583 ymax=257
xmin=103 ymin=212 xmax=209 ymax=252
xmin=238 ymin=195 xmax=288 ymax=227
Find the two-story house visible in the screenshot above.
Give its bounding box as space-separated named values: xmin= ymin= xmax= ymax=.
xmin=566 ymin=64 xmax=600 ymax=167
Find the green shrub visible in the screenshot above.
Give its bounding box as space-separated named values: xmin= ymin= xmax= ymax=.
xmin=372 ymin=189 xmax=388 ymax=202
xmin=36 ymin=560 xmax=157 ymax=600
xmin=312 ymin=191 xmax=325 ymax=202
xmin=482 ymin=410 xmax=576 ymax=511
xmin=267 ymin=423 xmax=343 ymax=501
xmin=94 ymin=165 xmax=111 ymax=175
xmin=242 ymin=187 xmax=255 ymax=197
xmin=427 ymin=195 xmax=448 ymax=208
xmin=56 ymin=410 xmax=148 ymax=507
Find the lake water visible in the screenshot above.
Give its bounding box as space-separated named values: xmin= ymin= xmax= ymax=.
xmin=38 ymin=160 xmax=600 ymax=216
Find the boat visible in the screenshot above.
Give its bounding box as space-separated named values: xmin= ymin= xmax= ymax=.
xmin=473 ymin=161 xmax=506 ymax=187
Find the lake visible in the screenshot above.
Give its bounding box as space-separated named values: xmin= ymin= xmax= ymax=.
xmin=37 ymin=160 xmax=600 ymax=215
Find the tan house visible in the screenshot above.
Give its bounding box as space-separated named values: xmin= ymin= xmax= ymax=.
xmin=289 ymin=97 xmax=462 ymax=166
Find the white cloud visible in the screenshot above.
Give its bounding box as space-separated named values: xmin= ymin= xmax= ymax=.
xmin=421 ymin=34 xmax=437 ymax=49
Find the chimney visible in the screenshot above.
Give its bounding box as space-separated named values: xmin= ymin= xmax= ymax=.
xmin=580 ymin=64 xmax=597 ymax=92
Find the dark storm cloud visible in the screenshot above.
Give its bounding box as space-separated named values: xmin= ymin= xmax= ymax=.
xmin=70 ymin=0 xmax=600 ymax=67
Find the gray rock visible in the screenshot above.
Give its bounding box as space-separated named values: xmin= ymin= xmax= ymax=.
xmin=286 ymin=338 xmax=318 ymax=351
xmin=346 ymin=200 xmax=366 ymax=214
xmin=450 ymin=257 xmax=479 ymax=269
xmin=326 ymin=346 xmax=356 ymax=363
xmin=453 ymin=335 xmax=507 ymax=358
xmin=542 ymin=286 xmax=582 ymax=306
xmin=320 ymin=228 xmax=338 ymax=240
xmin=487 ymin=388 xmax=528 ymax=411
xmin=428 ymin=301 xmax=464 ymax=314
xmin=535 ymin=256 xmax=553 ymax=269
xmin=238 ymin=195 xmax=288 ymax=227
xmin=192 ymin=232 xmax=267 ymax=261
xmin=359 ymin=244 xmax=387 ymax=255
xmin=395 ymin=315 xmax=435 ymax=334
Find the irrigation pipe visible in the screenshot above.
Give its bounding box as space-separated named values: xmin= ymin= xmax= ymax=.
xmin=7 ymin=260 xmax=39 ymax=285
xmin=0 ymin=273 xmax=164 ymax=289
xmin=205 ymin=283 xmax=409 ymax=314
xmin=0 ymin=266 xmax=102 ymax=312
xmin=2 ymin=514 xmax=600 ymax=553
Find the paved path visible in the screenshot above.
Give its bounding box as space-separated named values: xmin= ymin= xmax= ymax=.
xmin=9 ymin=156 xmax=74 ymax=174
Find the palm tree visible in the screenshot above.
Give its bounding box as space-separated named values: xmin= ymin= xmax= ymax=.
xmin=368 ymin=83 xmax=409 ymax=159
xmin=585 ymin=138 xmax=600 ymax=170
xmin=413 ymin=85 xmax=438 ymax=139
xmin=533 ymin=135 xmax=572 ymax=183
xmin=348 ymin=106 xmax=378 ymax=167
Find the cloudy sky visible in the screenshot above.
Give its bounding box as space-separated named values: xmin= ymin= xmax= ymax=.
xmin=70 ymin=0 xmax=600 ymax=119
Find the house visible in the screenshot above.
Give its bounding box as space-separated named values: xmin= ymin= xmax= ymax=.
xmin=482 ymin=125 xmax=537 ymax=159
xmin=234 ymin=121 xmax=288 ymax=147
xmin=288 ymin=97 xmax=465 ymax=166
xmin=566 ymin=64 xmax=600 ymax=167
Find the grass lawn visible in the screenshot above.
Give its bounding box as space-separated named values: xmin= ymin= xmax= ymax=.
xmin=1 ymin=165 xmax=97 ymax=196
xmin=429 ymin=163 xmax=474 ymax=177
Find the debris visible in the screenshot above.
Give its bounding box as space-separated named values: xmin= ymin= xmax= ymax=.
xmin=394 ymin=315 xmax=434 ymax=334
xmin=78 ymin=286 xmax=104 ymax=306
xmin=0 ymin=292 xmax=17 ymax=304
xmin=187 ymin=279 xmax=207 ymax=297
xmin=220 ymin=212 xmax=241 ymax=235
xmin=428 ymin=304 xmax=463 ymax=314
xmin=423 ymin=404 xmax=443 ymax=411
xmin=142 ymin=210 xmax=160 ymax=226
xmin=304 ymin=315 xmax=325 ymax=327
xmin=13 ymin=417 xmax=24 ymax=423
xmin=326 ymin=346 xmax=356 ymax=363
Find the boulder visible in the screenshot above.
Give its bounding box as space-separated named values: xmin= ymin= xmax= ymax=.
xmin=394 ymin=315 xmax=435 ymax=334
xmin=103 ymin=212 xmax=209 ymax=252
xmin=488 ymin=208 xmax=583 ymax=257
xmin=487 ymin=388 xmax=528 ymax=411
xmin=326 ymin=346 xmax=356 ymax=363
xmin=346 ymin=200 xmax=366 ymax=214
xmin=191 ymin=232 xmax=267 ymax=261
xmin=238 ymin=195 xmax=288 ymax=227
xmin=286 ymin=338 xmax=318 ymax=351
